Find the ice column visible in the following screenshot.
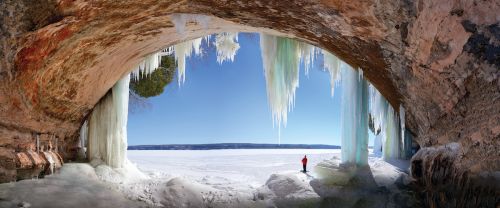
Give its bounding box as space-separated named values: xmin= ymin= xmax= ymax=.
xmin=87 ymin=75 xmax=130 ymax=168
xmin=340 ymin=66 xmax=369 ymax=166
xmin=383 ymin=107 xmax=400 ymax=160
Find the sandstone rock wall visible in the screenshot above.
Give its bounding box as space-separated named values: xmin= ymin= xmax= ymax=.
xmin=411 ymin=143 xmax=499 ymax=207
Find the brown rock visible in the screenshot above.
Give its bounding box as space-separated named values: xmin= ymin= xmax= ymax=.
xmin=16 ymin=152 xmax=33 ymax=169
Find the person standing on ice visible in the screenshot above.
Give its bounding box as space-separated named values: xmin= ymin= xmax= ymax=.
xmin=302 ymin=155 xmax=308 ymax=172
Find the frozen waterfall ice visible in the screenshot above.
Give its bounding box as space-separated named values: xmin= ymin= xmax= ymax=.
xmin=87 ymin=75 xmax=130 ymax=168
xmin=367 ymin=84 xmax=409 ymax=160
xmin=259 ymin=34 xmax=300 ymax=131
xmin=322 ymin=50 xmax=341 ymax=97
xmin=174 ymin=37 xmax=203 ymax=85
xmin=214 ymin=32 xmax=240 ymax=64
xmin=340 ymin=66 xmax=369 ymax=166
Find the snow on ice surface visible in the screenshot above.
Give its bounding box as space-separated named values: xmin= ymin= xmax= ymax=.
xmin=128 ymin=149 xmax=336 ymax=190
xmin=0 ymin=164 xmax=145 ymax=208
xmin=0 ymin=149 xmax=409 ymax=208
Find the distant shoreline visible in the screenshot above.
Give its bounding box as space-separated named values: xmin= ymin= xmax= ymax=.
xmin=128 ymin=143 xmax=341 ymax=150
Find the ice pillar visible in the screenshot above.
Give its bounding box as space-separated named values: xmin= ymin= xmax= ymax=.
xmin=383 ymin=107 xmax=400 ymax=160
xmin=87 ymin=74 xmax=130 ymax=168
xmin=340 ymin=66 xmax=369 ymax=166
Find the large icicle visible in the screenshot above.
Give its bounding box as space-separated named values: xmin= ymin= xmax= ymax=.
xmin=87 ymin=75 xmax=130 ymax=168
xmin=174 ymin=38 xmax=203 ymax=85
xmin=340 ymin=66 xmax=369 ymax=166
xmin=214 ymin=32 xmax=240 ymax=64
xmin=259 ymin=34 xmax=301 ymax=131
xmin=400 ymin=106 xmax=412 ymax=159
xmin=322 ymin=50 xmax=341 ymax=97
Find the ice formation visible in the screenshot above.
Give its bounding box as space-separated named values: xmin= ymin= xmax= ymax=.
xmin=367 ymin=84 xmax=408 ymax=160
xmin=174 ymin=37 xmax=204 ymax=85
xmin=321 ymin=50 xmax=341 ymax=97
xmin=259 ymin=34 xmax=302 ymax=145
xmin=383 ymin=107 xmax=400 ymax=159
xmin=399 ymin=106 xmax=411 ymax=159
xmin=298 ymin=42 xmax=318 ymax=76
xmin=79 ymin=120 xmax=88 ymax=149
xmin=170 ymin=14 xmax=211 ymax=35
xmin=340 ymin=66 xmax=369 ymax=166
xmin=258 ymin=35 xmax=322 ymax=134
xmin=87 ymin=75 xmax=130 ymax=168
xmin=130 ymin=47 xmax=174 ymax=80
xmin=78 ymin=120 xmax=88 ymax=159
xmin=214 ymin=32 xmax=240 ymax=64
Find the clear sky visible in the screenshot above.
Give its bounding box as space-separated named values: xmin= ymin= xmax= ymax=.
xmin=128 ymin=33 xmax=373 ymax=146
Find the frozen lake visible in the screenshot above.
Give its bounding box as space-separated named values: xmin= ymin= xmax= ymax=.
xmin=128 ymin=149 xmax=339 ymax=189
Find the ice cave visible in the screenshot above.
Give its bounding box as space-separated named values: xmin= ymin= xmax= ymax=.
xmin=0 ymin=1 xmax=498 ymax=208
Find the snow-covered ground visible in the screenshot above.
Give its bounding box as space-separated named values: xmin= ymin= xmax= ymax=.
xmin=0 ymin=149 xmax=412 ymax=208
xmin=128 ymin=149 xmax=335 ymax=190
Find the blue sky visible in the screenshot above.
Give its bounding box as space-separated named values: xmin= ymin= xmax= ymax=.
xmin=128 ymin=33 xmax=373 ymax=146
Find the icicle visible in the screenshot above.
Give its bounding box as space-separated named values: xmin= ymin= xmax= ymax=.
xmin=87 ymin=75 xmax=130 ymax=168
xmin=214 ymin=32 xmax=240 ymax=64
xmin=358 ymin=68 xmax=364 ymax=81
xmin=171 ymin=14 xmax=211 ymax=35
xmin=340 ymin=64 xmax=369 ymax=166
xmin=399 ymin=105 xmax=405 ymax=157
xmin=399 ymin=106 xmax=412 ymax=159
xmin=131 ymin=52 xmax=162 ymax=80
xmin=321 ymin=50 xmax=341 ymax=97
xmin=174 ymin=37 xmax=204 ymax=85
xmin=259 ymin=34 xmax=301 ymax=132
xmin=297 ymin=42 xmax=317 ymax=76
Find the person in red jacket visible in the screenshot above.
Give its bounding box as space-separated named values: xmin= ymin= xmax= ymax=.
xmin=302 ymin=155 xmax=308 ymax=172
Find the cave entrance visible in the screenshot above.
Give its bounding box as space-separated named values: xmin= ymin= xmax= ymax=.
xmin=77 ymin=27 xmax=414 ymax=176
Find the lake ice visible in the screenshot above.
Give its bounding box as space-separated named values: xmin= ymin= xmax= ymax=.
xmin=0 ymin=149 xmax=410 ymax=208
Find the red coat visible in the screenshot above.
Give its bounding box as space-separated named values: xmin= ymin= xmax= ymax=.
xmin=302 ymin=157 xmax=307 ymax=165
